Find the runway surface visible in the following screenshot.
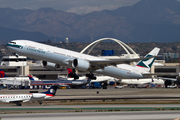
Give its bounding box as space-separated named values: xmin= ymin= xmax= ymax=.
xmin=1 ymin=88 xmax=180 ymax=119
xmin=1 ymin=88 xmax=180 ymax=105
xmin=1 ymin=88 xmax=180 ymax=99
xmin=1 ymin=104 xmax=180 ymax=109
xmin=1 ymin=111 xmax=180 ymax=120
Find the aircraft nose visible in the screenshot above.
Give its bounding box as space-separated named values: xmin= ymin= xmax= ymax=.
xmin=6 ymin=42 xmax=12 ymax=47
xmin=6 ymin=41 xmax=23 ymax=49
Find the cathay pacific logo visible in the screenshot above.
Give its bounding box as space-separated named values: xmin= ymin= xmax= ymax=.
xmin=136 ymin=55 xmax=155 ymax=69
xmin=27 ymin=47 xmax=45 ymax=54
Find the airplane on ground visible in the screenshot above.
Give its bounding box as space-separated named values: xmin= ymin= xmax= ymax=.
xmin=6 ymin=39 xmax=160 ymax=80
xmin=0 ymin=69 xmax=39 ymax=89
xmin=119 ymin=78 xmax=164 ymax=86
xmin=0 ymin=85 xmax=58 ymax=106
xmin=66 ymin=68 xmax=115 ymax=85
xmin=66 ymin=67 xmax=177 ymax=88
xmin=119 ymin=77 xmax=179 ymax=88
xmin=29 ymin=73 xmax=92 ymax=88
xmin=0 ymin=69 xmax=39 ymax=81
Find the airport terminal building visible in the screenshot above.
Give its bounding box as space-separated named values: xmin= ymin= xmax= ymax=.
xmin=0 ymin=56 xmax=179 ymax=80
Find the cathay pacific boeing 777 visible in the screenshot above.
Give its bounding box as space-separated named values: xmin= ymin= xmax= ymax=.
xmin=6 ymin=40 xmax=160 ymax=80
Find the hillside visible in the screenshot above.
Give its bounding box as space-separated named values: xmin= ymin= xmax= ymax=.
xmin=0 ymin=0 xmax=180 ymax=43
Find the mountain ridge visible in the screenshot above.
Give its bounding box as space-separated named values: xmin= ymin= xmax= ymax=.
xmin=0 ymin=0 xmax=180 ymax=44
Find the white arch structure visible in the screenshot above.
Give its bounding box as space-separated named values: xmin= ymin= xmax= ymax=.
xmin=80 ymin=38 xmax=139 ymax=59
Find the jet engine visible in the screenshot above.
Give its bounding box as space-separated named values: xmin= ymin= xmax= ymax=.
xmin=72 ymin=59 xmax=90 ymax=71
xmin=42 ymin=61 xmax=60 ymax=70
xmin=164 ymin=80 xmax=172 ymax=88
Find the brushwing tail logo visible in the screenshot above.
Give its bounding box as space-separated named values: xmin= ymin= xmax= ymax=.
xmin=43 ymin=86 xmax=58 ymax=96
xmin=50 ymin=89 xmax=55 ymax=94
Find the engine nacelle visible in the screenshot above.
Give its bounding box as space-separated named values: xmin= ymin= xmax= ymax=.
xmin=32 ymin=93 xmax=46 ymax=98
xmin=42 ymin=61 xmax=60 ymax=70
xmin=72 ymin=59 xmax=90 ymax=71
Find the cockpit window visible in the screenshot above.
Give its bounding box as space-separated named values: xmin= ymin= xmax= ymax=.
xmin=10 ymin=42 xmax=16 ymax=44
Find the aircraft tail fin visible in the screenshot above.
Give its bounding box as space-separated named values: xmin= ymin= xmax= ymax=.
xmin=42 ymin=85 xmax=58 ymax=96
xmin=135 ymin=47 xmax=160 ymax=71
xmin=67 ymin=68 xmax=79 ymax=79
xmin=0 ymin=69 xmax=7 ymax=78
xmin=28 ymin=75 xmax=35 ymax=81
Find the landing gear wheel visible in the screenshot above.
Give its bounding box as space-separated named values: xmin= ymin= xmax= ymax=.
xmin=86 ymin=74 xmax=96 ymax=80
xmin=68 ymin=69 xmax=79 ymax=80
xmin=16 ymin=102 xmax=22 ymax=106
xmin=39 ymin=101 xmax=42 ymax=105
xmin=164 ymin=80 xmax=171 ymax=88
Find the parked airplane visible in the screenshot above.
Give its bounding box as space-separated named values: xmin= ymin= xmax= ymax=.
xmin=0 ymin=69 xmax=39 ymax=89
xmin=6 ymin=40 xmax=159 ymax=80
xmin=29 ymin=73 xmax=92 ymax=88
xmin=0 ymin=69 xmax=39 ymax=80
xmin=66 ymin=68 xmax=115 ymax=86
xmin=66 ymin=68 xmax=177 ymax=88
xmin=119 ymin=78 xmax=164 ymax=86
xmin=0 ymin=85 xmax=58 ymax=106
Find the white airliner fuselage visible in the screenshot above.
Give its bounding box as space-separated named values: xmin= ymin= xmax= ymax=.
xmin=120 ymin=78 xmax=164 ymax=85
xmin=0 ymin=76 xmax=39 ymax=81
xmin=6 ymin=40 xmax=160 ymax=79
xmin=0 ymin=86 xmax=58 ymax=106
xmin=0 ymin=93 xmax=48 ymax=103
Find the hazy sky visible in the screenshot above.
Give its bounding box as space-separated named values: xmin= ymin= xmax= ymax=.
xmin=0 ymin=0 xmax=141 ymax=14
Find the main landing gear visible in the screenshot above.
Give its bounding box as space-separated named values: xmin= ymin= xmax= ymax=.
xmin=69 ymin=68 xmax=96 ymax=80
xmin=86 ymin=73 xmax=96 ymax=80
xmin=14 ymin=53 xmax=19 ymax=62
xmin=39 ymin=101 xmax=42 ymax=105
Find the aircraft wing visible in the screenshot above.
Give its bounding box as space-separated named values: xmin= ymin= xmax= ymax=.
xmin=8 ymin=100 xmax=25 ymax=103
xmin=142 ymin=73 xmax=177 ymax=81
xmin=142 ymin=73 xmax=178 ymax=78
xmin=89 ymin=56 xmax=157 ymax=69
xmin=157 ymin=77 xmax=177 ymax=81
